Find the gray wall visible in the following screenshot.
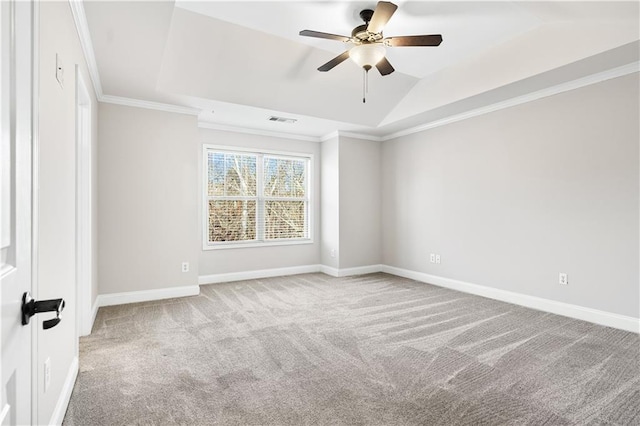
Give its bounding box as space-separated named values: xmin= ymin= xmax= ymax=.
xmin=320 ymin=136 xmax=339 ymax=268
xmin=198 ymin=128 xmax=321 ymax=276
xmin=98 ymin=103 xmax=199 ymax=294
xmin=339 ymin=137 xmax=382 ymax=268
xmin=92 ymin=54 xmax=637 ymax=325
xmin=36 ymin=1 xmax=99 ymax=423
xmin=319 ymin=135 xmax=382 ymax=270
xmin=382 ymin=74 xmax=639 ymax=318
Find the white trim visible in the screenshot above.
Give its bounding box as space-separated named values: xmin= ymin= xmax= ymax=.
xmin=204 ymin=239 xmax=314 ymax=251
xmin=198 ymin=264 xmax=321 ymax=285
xmin=100 ymin=95 xmax=199 ymax=116
xmin=337 ymin=264 xmax=383 ymax=276
xmin=319 ymin=265 xmax=339 ymax=277
xmin=48 ymin=356 xmax=78 ymax=426
xmin=30 ymin=1 xmax=40 ymax=422
xmin=382 ymin=62 xmax=640 ymax=141
xmin=0 ymin=404 xmax=9 ymax=425
xmin=75 ymin=67 xmax=93 ymax=338
xmin=197 ymin=264 xmax=638 ymax=332
xmin=320 ymin=264 xmax=383 ymax=277
xmin=320 ymin=130 xmax=384 ymax=143
xmin=88 ymin=299 xmax=99 ymax=333
xmin=68 ymin=0 xmax=102 ymax=98
xmin=65 ymin=0 xmax=640 ymax=144
xmin=380 ymin=265 xmax=640 ymax=333
xmin=96 ymin=285 xmax=200 ymax=308
xmin=202 ymin=145 xmax=314 ymax=251
xmin=320 ymin=131 xmax=339 ymax=142
xmin=139 ymin=265 xmax=383 ymax=286
xmin=202 ymin=144 xmax=314 ymax=158
xmin=67 ymin=0 xmax=205 ymax=118
xmin=337 ymin=131 xmax=383 ymax=142
xmin=199 ymin=64 xmax=640 ymax=144
xmin=199 ymin=121 xmax=322 ymax=143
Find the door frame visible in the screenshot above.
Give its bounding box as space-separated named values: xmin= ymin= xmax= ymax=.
xmin=31 ymin=0 xmax=40 ymax=423
xmin=75 ymin=67 xmax=92 ymax=338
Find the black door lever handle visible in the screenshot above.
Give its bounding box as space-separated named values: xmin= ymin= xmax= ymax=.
xmin=21 ymin=292 xmax=66 ymax=330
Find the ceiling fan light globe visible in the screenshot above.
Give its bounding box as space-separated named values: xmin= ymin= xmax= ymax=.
xmin=349 ymin=44 xmax=386 ymax=68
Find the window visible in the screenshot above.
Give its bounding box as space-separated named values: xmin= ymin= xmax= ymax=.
xmin=204 ymin=146 xmax=312 ymax=248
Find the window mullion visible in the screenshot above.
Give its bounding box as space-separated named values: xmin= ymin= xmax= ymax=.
xmin=256 ymin=154 xmax=264 ymax=241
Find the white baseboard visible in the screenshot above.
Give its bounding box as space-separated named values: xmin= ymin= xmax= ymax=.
xmin=381 ymin=265 xmax=640 ymax=333
xmin=320 ymin=264 xmax=383 ymax=277
xmin=340 ymin=264 xmax=384 ymax=276
xmin=96 ymin=285 xmax=200 ymax=308
xmin=319 ymin=265 xmax=339 ymax=277
xmin=87 ymin=300 xmax=99 ymax=333
xmin=199 ymin=264 xmax=322 ymax=285
xmin=199 ymin=264 xmax=384 ymax=283
xmin=118 ymin=265 xmax=637 ymax=333
xmin=48 ymin=356 xmax=78 ymax=426
xmin=79 ymin=299 xmax=100 ymax=337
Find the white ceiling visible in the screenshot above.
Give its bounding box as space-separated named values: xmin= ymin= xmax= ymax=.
xmin=82 ymin=1 xmax=640 ymax=138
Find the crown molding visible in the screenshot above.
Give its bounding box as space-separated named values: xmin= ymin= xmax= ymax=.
xmin=198 ymin=121 xmax=322 ymax=143
xmin=381 ymin=61 xmax=640 ymax=141
xmin=67 ymin=0 xmax=639 ymax=144
xmin=320 ymin=130 xmax=383 ymax=142
xmin=320 ymin=131 xmax=339 ymax=142
xmin=68 ymin=0 xmax=202 ymax=117
xmin=69 ymin=0 xmax=103 ymax=98
xmin=338 ymin=131 xmax=384 ymax=142
xmin=294 ymin=62 xmax=640 ymax=143
xmin=101 ymin=95 xmax=200 ymax=115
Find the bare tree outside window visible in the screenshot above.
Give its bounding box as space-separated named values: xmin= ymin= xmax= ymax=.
xmin=208 ymin=152 xmax=257 ymax=242
xmin=206 ymin=149 xmax=310 ymax=246
xmin=264 ymin=156 xmax=307 ymax=240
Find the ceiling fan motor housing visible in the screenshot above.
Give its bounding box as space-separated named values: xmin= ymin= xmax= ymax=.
xmin=352 ymin=25 xmax=383 ymax=43
xmin=353 ymin=9 xmax=384 ymax=43
xmin=299 ymin=1 xmax=442 ymax=78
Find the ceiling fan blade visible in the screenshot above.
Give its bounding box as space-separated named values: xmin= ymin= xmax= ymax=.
xmin=376 ymin=57 xmax=395 ymax=76
xmin=385 ymin=35 xmax=443 ymax=47
xmin=367 ymin=1 xmax=398 ymax=34
xmin=299 ymin=30 xmax=350 ymax=42
xmin=318 ymin=51 xmax=350 ymax=72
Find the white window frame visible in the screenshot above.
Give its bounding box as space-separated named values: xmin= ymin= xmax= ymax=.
xmin=203 ymin=144 xmax=314 ymax=250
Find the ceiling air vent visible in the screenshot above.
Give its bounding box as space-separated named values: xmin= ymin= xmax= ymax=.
xmin=268 ymin=116 xmax=297 ymax=124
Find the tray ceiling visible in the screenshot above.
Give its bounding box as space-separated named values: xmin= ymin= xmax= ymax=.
xmin=82 ymin=1 xmax=640 ymax=138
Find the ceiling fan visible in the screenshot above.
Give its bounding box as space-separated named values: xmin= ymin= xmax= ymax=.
xmin=299 ymin=1 xmax=443 ymax=79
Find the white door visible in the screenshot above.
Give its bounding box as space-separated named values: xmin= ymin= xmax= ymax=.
xmin=1 ymin=0 xmax=34 ymax=425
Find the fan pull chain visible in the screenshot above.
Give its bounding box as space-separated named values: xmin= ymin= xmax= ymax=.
xmin=362 ymin=67 xmax=371 ymax=103
xmin=366 ymin=68 xmax=369 ymax=93
xmin=362 ymin=68 xmax=366 ymax=103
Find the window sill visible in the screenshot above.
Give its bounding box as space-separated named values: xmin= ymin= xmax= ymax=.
xmin=203 ymin=239 xmax=314 ymax=251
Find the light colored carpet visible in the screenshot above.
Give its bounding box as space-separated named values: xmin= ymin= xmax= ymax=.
xmin=63 ymin=273 xmax=640 ymax=425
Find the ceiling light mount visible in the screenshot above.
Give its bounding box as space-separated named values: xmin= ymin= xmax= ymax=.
xmin=299 ymin=1 xmax=443 ymax=102
xmin=359 ymin=9 xmax=374 ymax=24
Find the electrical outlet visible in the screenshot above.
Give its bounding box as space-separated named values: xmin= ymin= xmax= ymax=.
xmin=435 ymin=255 xmax=441 ymax=264
xmin=330 ymin=249 xmax=336 ymax=258
xmin=181 ymin=262 xmax=189 ymax=273
xmin=44 ymin=357 xmax=51 ymax=392
xmin=559 ymin=273 xmax=568 ymax=285
xmin=430 ymin=254 xmax=435 ymax=263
